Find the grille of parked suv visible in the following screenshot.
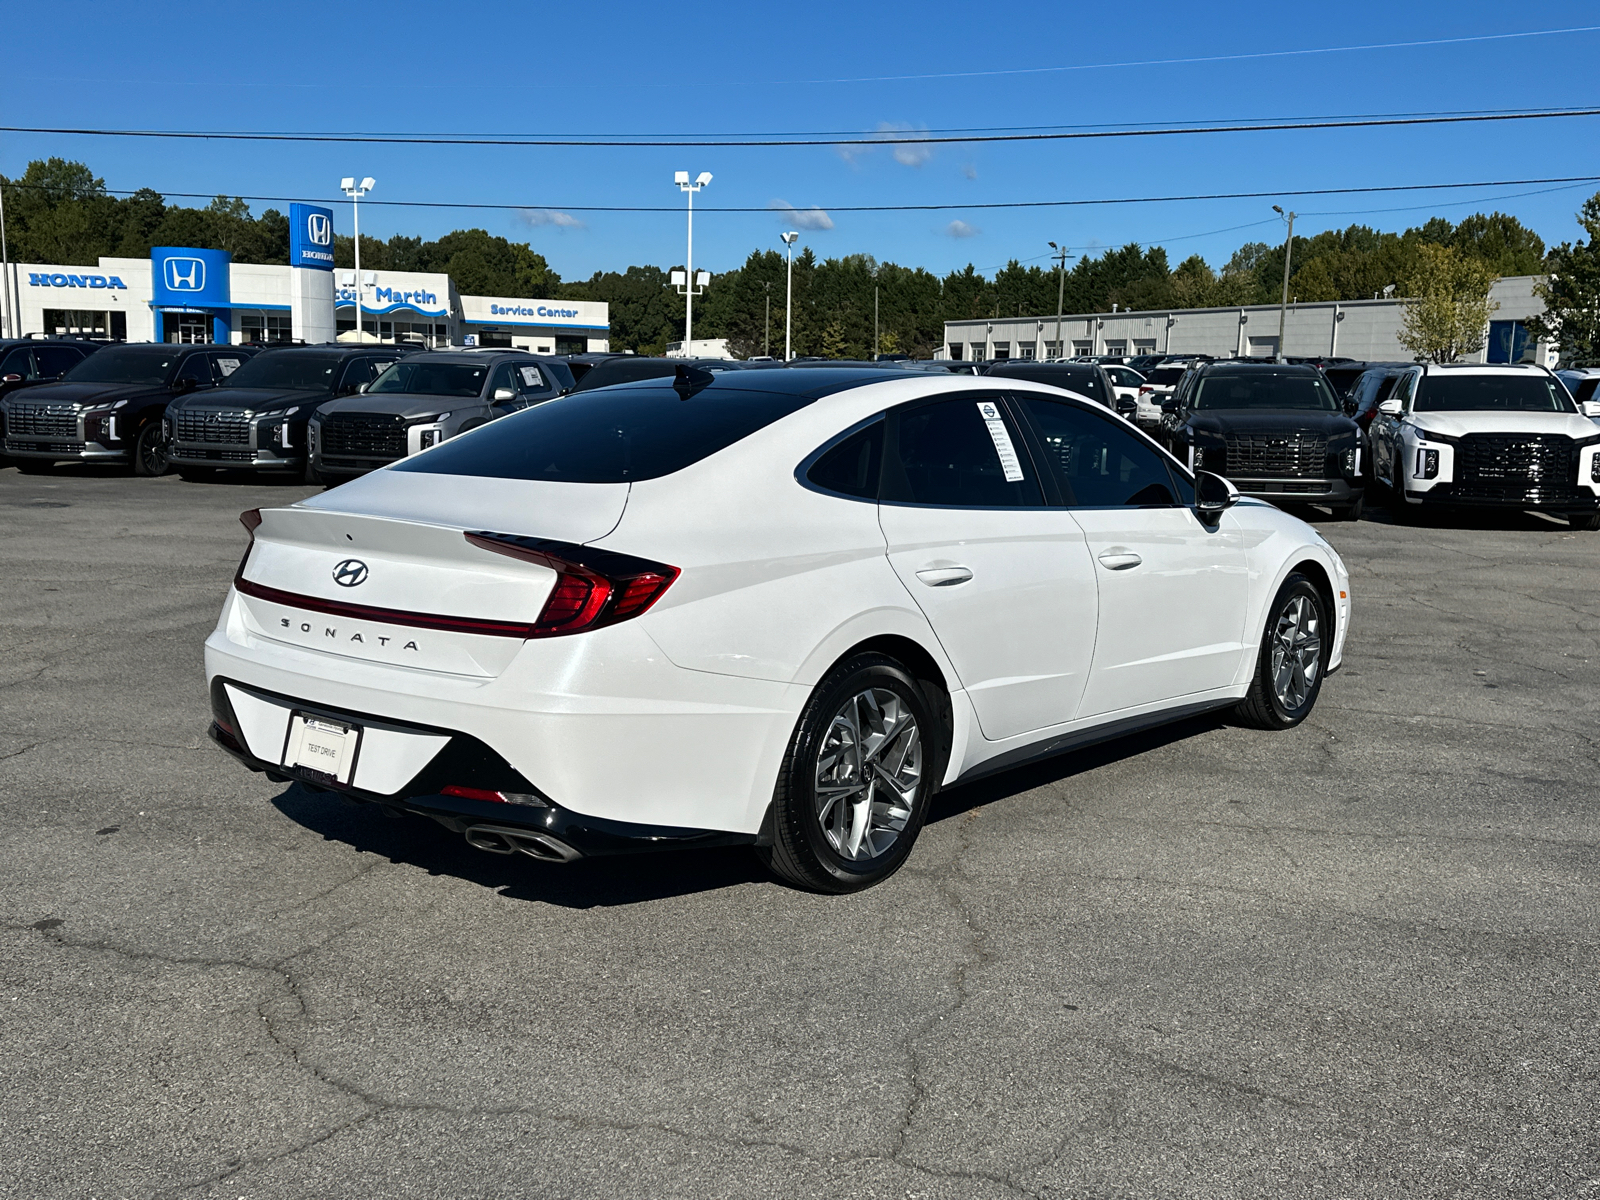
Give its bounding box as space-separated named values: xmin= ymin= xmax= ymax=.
xmin=321 ymin=412 xmax=406 ymax=459
xmin=8 ymin=402 xmax=78 ymax=438
xmin=1222 ymin=432 xmax=1329 ymax=478
xmin=1455 ymin=433 xmax=1577 ymax=501
xmin=171 ymin=445 xmax=254 ymax=463
xmin=175 ymin=409 xmax=251 ymax=445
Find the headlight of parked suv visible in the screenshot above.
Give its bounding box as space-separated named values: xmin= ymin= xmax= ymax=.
xmin=1415 ymin=448 xmax=1440 ymax=479
xmin=1340 ymin=447 xmax=1359 ymax=476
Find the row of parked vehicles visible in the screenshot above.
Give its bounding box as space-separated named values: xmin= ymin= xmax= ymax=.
xmin=4 ymin=339 xmax=1599 ymax=529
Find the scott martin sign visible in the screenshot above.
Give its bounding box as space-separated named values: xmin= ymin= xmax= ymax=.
xmin=150 ymin=247 xmax=232 ymax=307
xmin=289 ymin=204 xmax=336 ymax=271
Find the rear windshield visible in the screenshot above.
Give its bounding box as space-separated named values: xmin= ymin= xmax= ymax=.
xmin=571 ymin=360 xmax=677 ymax=391
xmin=369 ymin=360 xmax=488 ymax=398
xmin=223 ymin=351 xmax=344 ymax=391
xmin=1415 ymin=374 xmax=1576 ymax=413
xmin=1146 ymin=367 xmax=1187 ymax=385
xmin=391 ymin=384 xmax=816 ymax=482
xmin=65 ymin=347 xmax=175 ymax=385
xmin=1193 ymin=370 xmax=1339 ymax=412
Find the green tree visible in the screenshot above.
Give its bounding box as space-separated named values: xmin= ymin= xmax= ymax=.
xmin=1527 ymin=192 xmax=1600 ymax=365
xmin=1397 ymin=244 xmax=1500 ymax=363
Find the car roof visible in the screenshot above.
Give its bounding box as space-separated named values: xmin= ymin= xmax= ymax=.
xmin=599 ymin=365 xmax=908 ymax=401
xmin=1197 ymin=361 xmax=1321 ymax=375
xmin=391 ymin=350 xmax=535 ymax=365
xmin=1418 ymin=363 xmax=1551 ymax=375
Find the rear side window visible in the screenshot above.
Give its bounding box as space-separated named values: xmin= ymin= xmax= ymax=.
xmin=806 ymin=421 xmax=883 ymax=499
xmin=392 ymin=384 xmax=815 ymax=482
xmin=881 ymin=398 xmax=1043 ymax=507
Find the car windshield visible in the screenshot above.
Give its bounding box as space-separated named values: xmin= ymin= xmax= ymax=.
xmin=392 ymin=383 xmax=816 ymax=483
xmin=1146 ymin=367 xmax=1187 ymax=385
xmin=368 ymin=360 xmax=488 ymax=397
xmin=1193 ymin=371 xmax=1339 ymax=412
xmin=1414 ymin=374 xmax=1576 ymax=413
xmin=64 ymin=348 xmax=175 ymax=385
xmin=222 ymin=352 xmax=344 ymax=390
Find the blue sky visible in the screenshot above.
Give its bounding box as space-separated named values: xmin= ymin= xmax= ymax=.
xmin=6 ymin=0 xmax=1600 ymax=281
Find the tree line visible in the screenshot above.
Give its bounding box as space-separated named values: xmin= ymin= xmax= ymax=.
xmin=4 ymin=156 xmax=1583 ymax=359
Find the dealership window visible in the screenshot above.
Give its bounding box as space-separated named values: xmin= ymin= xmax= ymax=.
xmin=240 ymin=313 xmax=293 ymax=344
xmin=1043 ymin=341 xmax=1062 ymax=359
xmin=1133 ymin=339 xmax=1157 ymax=354
xmin=992 ymin=342 xmax=1011 ymax=360
xmin=1072 ymin=340 xmax=1094 ymax=355
xmin=947 ymin=344 xmax=964 ymax=360
xmin=44 ymin=309 xmax=111 ymax=337
xmin=168 ymin=312 xmax=210 ymax=344
xmin=1486 ymin=320 xmax=1536 ymax=364
xmin=1018 ymin=341 xmax=1037 ymax=359
xmin=970 ymin=342 xmax=987 ymax=360
xmin=1104 ymin=340 xmax=1127 ymax=355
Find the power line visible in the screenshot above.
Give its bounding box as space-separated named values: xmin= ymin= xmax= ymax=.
xmin=2 ymin=106 xmax=1599 ymax=149
xmin=7 ymin=174 xmax=1596 ymax=216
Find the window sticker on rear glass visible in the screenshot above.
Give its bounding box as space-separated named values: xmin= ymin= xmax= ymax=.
xmin=518 ymin=365 xmax=545 ymax=388
xmin=216 ymin=358 xmax=241 ymax=375
xmin=977 ymin=401 xmax=1025 ymax=482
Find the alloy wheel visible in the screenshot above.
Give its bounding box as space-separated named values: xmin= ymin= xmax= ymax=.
xmin=813 ymin=687 xmax=922 ymax=861
xmin=1270 ymin=595 xmax=1322 ymax=710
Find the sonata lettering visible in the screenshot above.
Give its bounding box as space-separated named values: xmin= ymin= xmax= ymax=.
xmin=278 ymin=617 xmax=418 ymax=650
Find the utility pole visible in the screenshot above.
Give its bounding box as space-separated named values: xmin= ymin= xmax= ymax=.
xmin=1273 ymin=206 xmax=1296 ymax=359
xmin=873 ymin=265 xmax=880 ymax=360
xmin=1048 ymin=242 xmax=1071 ymax=359
xmin=0 ymin=170 xmax=12 ymax=338
xmin=763 ymin=281 xmax=771 ymax=357
xmin=781 ymin=231 xmax=799 ymax=360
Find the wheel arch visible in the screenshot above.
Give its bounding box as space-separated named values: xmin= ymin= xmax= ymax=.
xmin=822 ymin=633 xmax=955 ymax=789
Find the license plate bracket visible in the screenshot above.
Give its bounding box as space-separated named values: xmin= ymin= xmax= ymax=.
xmin=281 ymin=711 xmax=363 ymax=786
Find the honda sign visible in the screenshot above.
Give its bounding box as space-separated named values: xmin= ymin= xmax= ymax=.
xmin=150 ymin=246 xmax=232 ymax=307
xmin=290 ymin=203 xmax=337 ymax=270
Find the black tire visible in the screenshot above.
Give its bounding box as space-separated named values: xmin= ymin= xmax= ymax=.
xmin=758 ymin=652 xmax=941 ymax=894
xmin=1234 ymin=573 xmax=1329 ymax=731
xmin=15 ymin=458 xmax=53 ymax=475
xmin=133 ymin=421 xmax=169 ymax=477
xmin=176 ymin=468 xmax=214 ymax=483
xmin=1576 ymin=512 xmax=1600 ymax=532
xmin=303 ymin=458 xmax=322 ymax=486
xmin=1333 ymin=495 xmax=1364 ymax=521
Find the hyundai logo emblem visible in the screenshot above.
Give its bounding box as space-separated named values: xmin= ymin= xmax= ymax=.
xmin=163 ymin=257 xmax=205 ymax=291
xmin=332 ymin=559 xmax=369 ymax=587
xmin=306 ymin=212 xmax=332 ymax=246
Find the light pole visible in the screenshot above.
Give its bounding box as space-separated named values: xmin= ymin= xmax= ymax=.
xmin=0 ymin=172 xmax=12 ymax=338
xmin=672 ymin=171 xmax=712 ymax=353
xmin=1048 ymin=241 xmax=1072 ymax=360
xmin=1273 ymin=205 xmax=1296 ymax=359
xmin=763 ymin=281 xmax=771 ymax=357
xmin=781 ymin=231 xmax=799 ymax=360
xmin=872 ymin=265 xmax=880 ymax=360
xmin=341 ymin=176 xmax=374 ymax=342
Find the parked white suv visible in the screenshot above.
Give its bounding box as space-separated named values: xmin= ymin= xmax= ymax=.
xmin=1370 ymin=363 xmax=1600 ymax=528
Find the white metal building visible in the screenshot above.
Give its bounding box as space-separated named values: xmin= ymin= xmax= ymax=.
xmin=943 ymin=275 xmax=1555 ymax=366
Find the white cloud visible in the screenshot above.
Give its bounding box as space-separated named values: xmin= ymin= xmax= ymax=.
xmin=835 ymin=121 xmax=933 ymax=167
xmin=769 ymin=200 xmax=835 ymax=231
xmin=945 ymin=220 xmax=980 ymax=239
xmin=961 ymin=163 xmax=978 ymax=180
xmin=518 ymin=209 xmax=585 ymax=229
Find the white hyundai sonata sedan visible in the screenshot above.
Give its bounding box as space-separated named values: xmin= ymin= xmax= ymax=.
xmin=205 ymin=364 xmax=1351 ymax=892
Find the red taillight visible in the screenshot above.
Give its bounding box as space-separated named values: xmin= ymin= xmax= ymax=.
xmin=442 ymin=785 xmax=505 ymax=803
xmin=464 ymin=531 xmax=679 ymax=638
xmin=1138 ymin=385 xmax=1153 ymax=394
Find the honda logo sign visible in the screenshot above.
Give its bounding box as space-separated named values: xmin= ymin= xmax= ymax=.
xmin=289 ymin=203 xmax=337 ymax=271
xmin=306 ymin=212 xmax=331 ymax=245
xmin=164 ymin=257 xmax=206 ymax=292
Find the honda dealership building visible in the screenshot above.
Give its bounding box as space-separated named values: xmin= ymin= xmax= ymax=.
xmin=0 ymin=203 xmax=608 ymax=353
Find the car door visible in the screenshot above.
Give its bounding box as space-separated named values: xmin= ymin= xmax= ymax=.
xmin=173 ymin=352 xmax=214 ymax=393
xmin=1371 ymin=369 xmax=1416 ymax=486
xmin=877 ymin=393 xmax=1099 ymax=742
xmin=1012 ymin=393 xmax=1249 ymax=718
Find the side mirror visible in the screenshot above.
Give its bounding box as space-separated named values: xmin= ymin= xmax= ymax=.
xmin=2 ymin=373 xmax=22 ymax=383
xmin=492 ymin=387 xmax=516 ymax=403
xmin=1582 ymin=400 xmax=1600 ymax=418
xmin=1377 ymin=398 xmax=1403 ymax=416
xmin=1342 ymin=397 xmax=1358 ymax=416
xmin=173 ymin=376 xmax=197 ymax=394
xmin=1194 ymin=470 xmax=1239 ymax=519
xmin=1160 ymin=397 xmax=1180 ymax=412
xmin=357 ymin=381 xmax=370 ymax=393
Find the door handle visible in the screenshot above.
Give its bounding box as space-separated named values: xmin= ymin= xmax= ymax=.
xmin=915 ymin=566 xmax=973 ymax=587
xmin=1097 ymin=551 xmax=1142 ymax=571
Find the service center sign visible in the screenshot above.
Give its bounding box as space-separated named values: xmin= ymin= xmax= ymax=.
xmin=290 ymin=204 xmax=336 ymax=271
xmin=150 ymin=246 xmax=232 ymax=307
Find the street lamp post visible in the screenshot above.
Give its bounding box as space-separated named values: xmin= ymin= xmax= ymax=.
xmin=672 ymin=171 xmax=712 ymax=352
xmin=1273 ymin=205 xmax=1296 ymax=359
xmin=781 ymin=231 xmax=799 ymax=361
xmin=0 ymin=173 xmax=12 ymax=338
xmin=1048 ymin=241 xmax=1072 ymax=360
xmin=341 ymin=176 xmax=375 ymax=342
xmin=763 ymin=281 xmax=771 ymax=357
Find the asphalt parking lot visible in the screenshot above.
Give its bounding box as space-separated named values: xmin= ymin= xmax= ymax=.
xmin=2 ymin=464 xmax=1597 ymax=1200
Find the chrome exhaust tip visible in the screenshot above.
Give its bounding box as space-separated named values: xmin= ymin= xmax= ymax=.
xmin=464 ymin=823 xmax=580 ymax=863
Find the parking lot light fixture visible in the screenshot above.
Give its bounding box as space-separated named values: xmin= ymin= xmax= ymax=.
xmin=781 ymin=231 xmax=800 ymax=360
xmin=342 ymin=176 xmax=375 ymax=343
xmin=1274 ymin=205 xmax=1295 ymax=359
xmin=674 ymin=171 xmax=712 ymax=352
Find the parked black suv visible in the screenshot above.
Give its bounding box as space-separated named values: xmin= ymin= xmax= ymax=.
xmin=309 ymin=351 xmax=576 ymax=481
xmin=0 ymin=339 xmax=109 ymax=455
xmin=1161 ymin=361 xmax=1365 ymax=519
xmin=982 ymin=360 xmax=1137 ymax=420
xmin=2 ymin=343 xmax=256 ymax=475
xmin=165 ymin=345 xmax=411 ymax=482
